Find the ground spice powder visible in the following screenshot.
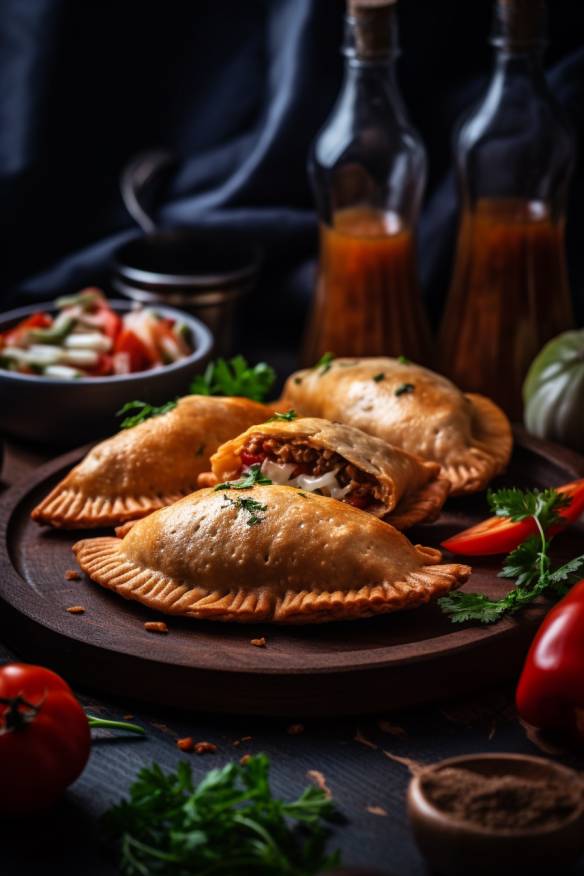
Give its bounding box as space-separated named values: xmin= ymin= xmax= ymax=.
xmin=422 ymin=767 xmax=582 ymax=830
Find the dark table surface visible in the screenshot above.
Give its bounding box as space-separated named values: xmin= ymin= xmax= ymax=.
xmin=1 ymin=439 xmax=583 ymax=876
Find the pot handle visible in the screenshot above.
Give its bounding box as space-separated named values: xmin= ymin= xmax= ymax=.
xmin=120 ymin=149 xmax=176 ymax=234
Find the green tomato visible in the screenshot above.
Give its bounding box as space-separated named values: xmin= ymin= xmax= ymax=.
xmin=523 ymin=329 xmax=584 ymax=452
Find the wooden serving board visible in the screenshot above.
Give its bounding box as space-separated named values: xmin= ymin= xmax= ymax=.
xmin=1 ymin=428 xmax=583 ymax=717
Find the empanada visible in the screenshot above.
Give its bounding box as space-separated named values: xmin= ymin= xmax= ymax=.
xmin=32 ymin=396 xmax=275 ymax=529
xmin=73 ymin=485 xmax=470 ymax=624
xmin=283 ymin=358 xmax=512 ymax=495
xmin=206 ymin=416 xmax=450 ymax=529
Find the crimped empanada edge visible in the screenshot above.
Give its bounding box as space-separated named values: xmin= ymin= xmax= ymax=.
xmin=73 ymin=536 xmax=470 ymax=625
xmin=31 ymin=486 xmax=193 ymax=529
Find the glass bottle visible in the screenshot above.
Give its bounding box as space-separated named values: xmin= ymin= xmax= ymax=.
xmin=303 ymin=0 xmax=431 ymax=365
xmin=439 ymin=0 xmax=575 ymax=420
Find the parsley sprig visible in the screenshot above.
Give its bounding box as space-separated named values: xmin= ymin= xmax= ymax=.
xmin=267 ymin=409 xmax=298 ymax=422
xmin=222 ymin=494 xmax=269 ymax=526
xmin=103 ymin=754 xmax=341 ymax=876
xmin=117 ymin=399 xmax=177 ymax=430
xmin=313 ymin=352 xmax=334 ymax=375
xmin=190 ymin=356 xmax=276 ymax=402
xmin=439 ymin=487 xmax=584 ymax=624
xmin=215 ymin=464 xmax=272 ymax=491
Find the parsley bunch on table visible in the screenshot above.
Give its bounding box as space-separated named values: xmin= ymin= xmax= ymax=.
xmin=103 ymin=753 xmax=341 ymax=876
xmin=439 ymin=487 xmax=584 ymax=623
xmin=190 ymin=356 xmax=276 ymax=402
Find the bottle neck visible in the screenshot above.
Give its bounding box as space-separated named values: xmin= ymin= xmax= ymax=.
xmin=490 ymin=0 xmax=547 ymax=54
xmin=343 ymin=9 xmax=399 ymax=65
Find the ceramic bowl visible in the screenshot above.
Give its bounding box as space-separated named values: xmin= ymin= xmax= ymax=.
xmin=0 ymin=300 xmax=213 ymax=446
xmin=407 ymin=753 xmax=584 ymax=876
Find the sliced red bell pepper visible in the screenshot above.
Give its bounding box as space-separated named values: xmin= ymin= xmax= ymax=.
xmin=92 ymin=305 xmax=122 ymax=341
xmin=516 ymin=580 xmax=584 ymax=742
xmin=113 ymin=329 xmax=154 ymax=373
xmin=442 ymin=479 xmax=584 ymax=556
xmin=3 ymin=312 xmax=52 ymax=345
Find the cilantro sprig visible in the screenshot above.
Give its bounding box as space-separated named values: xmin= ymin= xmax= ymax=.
xmin=190 ymin=355 xmax=276 ymax=402
xmin=103 ymin=754 xmax=341 ymax=876
xmin=439 ymin=487 xmax=584 ymax=624
xmin=117 ymin=399 xmax=177 ymax=430
xmin=215 ymin=464 xmax=272 ymax=491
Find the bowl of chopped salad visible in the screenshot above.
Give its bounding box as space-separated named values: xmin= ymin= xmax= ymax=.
xmin=0 ymin=288 xmax=213 ymax=445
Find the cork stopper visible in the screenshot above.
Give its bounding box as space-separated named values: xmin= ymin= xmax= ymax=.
xmin=494 ymin=0 xmax=547 ymax=47
xmin=347 ymin=0 xmax=398 ymax=59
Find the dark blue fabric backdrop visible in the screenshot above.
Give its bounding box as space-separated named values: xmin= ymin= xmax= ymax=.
xmin=1 ymin=0 xmax=583 ymax=351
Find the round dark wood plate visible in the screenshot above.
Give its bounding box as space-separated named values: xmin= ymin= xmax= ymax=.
xmin=1 ymin=428 xmax=583 ymax=716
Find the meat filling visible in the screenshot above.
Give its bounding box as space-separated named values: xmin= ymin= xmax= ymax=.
xmin=241 ymin=436 xmax=385 ymax=510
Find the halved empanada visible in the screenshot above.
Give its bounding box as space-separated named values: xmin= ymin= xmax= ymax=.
xmin=283 ymin=358 xmax=512 ymax=496
xmin=206 ymin=417 xmax=450 ymax=529
xmin=73 ymin=485 xmax=470 ymax=624
xmin=31 ymin=396 xmax=275 ymax=529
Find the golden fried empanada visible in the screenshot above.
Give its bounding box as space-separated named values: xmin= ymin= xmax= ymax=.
xmin=207 ymin=416 xmax=450 ymax=529
xmin=32 ymin=396 xmax=275 ymax=529
xmin=283 ymin=358 xmax=512 ymax=495
xmin=73 ymin=485 xmax=470 ymax=624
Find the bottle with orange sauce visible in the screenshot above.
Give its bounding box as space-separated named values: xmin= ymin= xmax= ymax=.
xmin=439 ymin=0 xmax=575 ymax=420
xmin=303 ymin=0 xmax=431 ymax=365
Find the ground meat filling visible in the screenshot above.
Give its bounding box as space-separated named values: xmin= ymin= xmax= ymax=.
xmin=241 ymin=436 xmax=385 ymax=510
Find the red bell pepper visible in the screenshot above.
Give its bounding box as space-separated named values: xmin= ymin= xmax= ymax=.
xmin=442 ymin=478 xmax=584 ymax=556
xmin=3 ymin=312 xmax=52 ymax=346
xmin=516 ymin=579 xmax=584 ymax=742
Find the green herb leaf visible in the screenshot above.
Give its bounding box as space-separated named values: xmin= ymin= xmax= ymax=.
xmin=441 ymin=485 xmax=583 ymax=625
xmin=215 ymin=465 xmax=272 ymax=491
xmin=195 ymin=444 xmax=206 ymax=457
xmin=222 ymin=494 xmax=268 ymax=526
xmin=313 ymin=352 xmax=335 ymax=375
xmin=372 ymin=373 xmax=385 ymax=383
xmin=117 ymin=399 xmax=178 ymax=430
xmin=398 ymin=355 xmax=410 ymax=365
xmin=395 ymin=383 xmax=415 ymax=397
xmin=190 ymin=355 xmax=276 ymax=402
xmin=267 ymin=409 xmax=297 ymax=422
xmin=103 ymin=754 xmax=341 ymax=876
xmin=294 ymin=377 xmax=303 ymax=385
xmin=487 ymin=487 xmax=568 ymax=527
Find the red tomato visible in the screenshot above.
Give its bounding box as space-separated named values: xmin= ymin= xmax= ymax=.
xmin=240 ymin=450 xmax=266 ymax=468
xmin=3 ymin=312 xmax=52 ymax=345
xmin=114 ymin=329 xmax=154 ymax=372
xmin=0 ymin=663 xmax=90 ymax=814
xmin=86 ymin=353 xmax=114 ymax=377
xmin=93 ymin=305 xmax=122 ymax=341
xmin=442 ymin=479 xmax=584 ymax=556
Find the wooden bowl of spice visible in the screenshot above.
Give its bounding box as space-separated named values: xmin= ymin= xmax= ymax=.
xmin=407 ymin=753 xmax=584 ymax=876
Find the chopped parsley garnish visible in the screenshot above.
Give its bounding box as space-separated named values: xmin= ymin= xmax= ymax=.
xmin=117 ymin=399 xmax=177 ymax=430
xmin=190 ymin=355 xmax=276 ymax=402
xmin=439 ymin=487 xmax=584 ymax=624
xmin=102 ymin=753 xmax=341 ymax=876
xmin=195 ymin=444 xmax=206 ymax=456
xmin=314 ymin=352 xmax=335 ymax=375
xmin=395 ymin=383 xmax=415 ymax=397
xmin=372 ymin=373 xmax=385 ymax=383
xmin=294 ymin=377 xmax=303 ymax=385
xmin=214 ymin=464 xmax=272 ymax=491
xmin=267 ymin=409 xmax=298 ymax=422
xmin=222 ymin=494 xmax=268 ymax=526
xmin=398 ymin=355 xmax=410 ymax=365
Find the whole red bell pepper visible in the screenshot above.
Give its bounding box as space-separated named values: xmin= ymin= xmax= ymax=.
xmin=516 ymin=579 xmax=584 ymax=742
